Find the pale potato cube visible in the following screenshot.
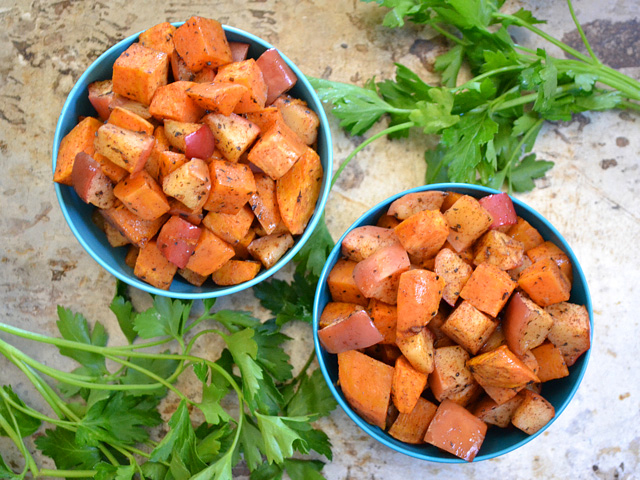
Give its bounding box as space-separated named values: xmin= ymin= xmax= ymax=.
xmin=441 ymin=301 xmax=498 ymax=355
xmin=546 ymin=302 xmax=591 ymax=366
xmin=395 ymin=327 xmax=435 ymax=375
xmin=472 ymin=394 xmax=524 ymax=428
xmin=511 ymin=390 xmax=555 ymax=435
xmin=273 ymin=95 xmax=320 ymax=145
xmin=473 ymin=230 xmax=525 ymax=271
xmin=202 ymin=112 xmax=260 ymax=162
xmin=428 ymin=345 xmax=476 ymax=402
xmin=248 ymin=232 xmax=294 ymax=269
xmin=162 ymin=158 xmax=211 ymax=210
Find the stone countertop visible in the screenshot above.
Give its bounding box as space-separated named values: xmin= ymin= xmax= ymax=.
xmin=0 ymin=1 xmax=638 ymax=479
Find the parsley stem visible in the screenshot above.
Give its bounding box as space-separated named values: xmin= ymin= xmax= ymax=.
xmin=431 ymin=24 xmax=470 ymax=46
xmin=0 ymin=407 xmax=38 ymax=477
xmin=0 ymin=387 xmax=75 ymax=428
xmin=453 ymin=65 xmax=524 ymax=92
xmin=331 ymin=121 xmax=415 ymax=188
xmin=566 ymin=0 xmax=601 ymax=65
xmin=38 ymin=469 xmax=97 ymax=478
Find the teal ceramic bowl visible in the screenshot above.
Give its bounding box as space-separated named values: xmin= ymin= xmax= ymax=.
xmin=52 ymin=24 xmax=332 ymax=299
xmin=313 ymin=183 xmax=592 ymax=462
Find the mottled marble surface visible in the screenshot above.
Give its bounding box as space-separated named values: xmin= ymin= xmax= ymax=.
xmin=0 ymin=0 xmax=639 ymax=479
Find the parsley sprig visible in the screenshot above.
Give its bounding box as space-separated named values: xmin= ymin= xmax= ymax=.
xmin=309 ymin=0 xmax=640 ymax=193
xmin=0 ymin=281 xmax=336 ymax=479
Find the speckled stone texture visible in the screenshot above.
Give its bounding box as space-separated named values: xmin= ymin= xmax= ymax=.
xmin=0 ymin=1 xmax=639 ymax=479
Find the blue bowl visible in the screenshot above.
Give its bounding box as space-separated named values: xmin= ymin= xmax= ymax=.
xmin=313 ymin=183 xmax=592 ymax=462
xmin=52 ymin=24 xmax=332 ymax=299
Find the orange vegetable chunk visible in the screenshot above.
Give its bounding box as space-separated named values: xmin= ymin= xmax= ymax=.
xmin=186 ymin=82 xmax=248 ymax=116
xmin=202 ymin=205 xmax=254 ymax=245
xmin=107 ymin=106 xmax=154 ymax=135
xmin=134 ymin=239 xmax=177 ymax=290
xmin=149 ymin=81 xmax=204 ymax=123
xmin=205 ymin=159 xmax=256 ymax=214
xmin=319 ymin=302 xmax=365 ymax=329
xmin=424 ymin=399 xmax=487 ymax=462
xmin=249 ymin=173 xmax=286 ymax=235
xmin=466 ymin=345 xmax=540 ymax=389
xmin=392 ymin=356 xmax=428 ymax=413
xmin=338 ymin=350 xmax=394 ymax=430
xmin=211 ymin=259 xmax=261 ymax=286
xmin=172 ymin=16 xmax=233 ymax=72
xmin=112 ymin=43 xmax=169 ymax=105
xmin=327 ymin=259 xmax=367 ymax=306
xmin=139 ymin=22 xmax=176 ymax=56
xmin=394 ymin=209 xmax=449 ymax=260
xmin=507 ymin=216 xmax=544 ymax=251
xmin=54 ymin=117 xmax=103 ymax=185
xmin=114 ymin=170 xmax=170 ymax=221
xmin=367 ymin=299 xmax=397 ymax=344
xmin=100 ymin=204 xmax=165 ymax=248
xmin=396 ymin=269 xmax=444 ymax=338
xmin=517 ymin=258 xmax=571 ymax=307
xmin=526 ymin=240 xmax=573 ymax=285
xmin=276 ymin=146 xmax=323 ymax=235
xmin=247 ymin=123 xmax=307 ymax=180
xmin=388 ymin=397 xmax=438 ymax=444
xmin=443 ymin=195 xmax=493 ymax=252
xmin=184 ymin=228 xmax=235 ymax=276
xmin=215 ymin=59 xmax=268 ymax=113
xmin=459 ymin=262 xmax=517 ymax=317
xmin=531 ymin=341 xmax=569 ymax=382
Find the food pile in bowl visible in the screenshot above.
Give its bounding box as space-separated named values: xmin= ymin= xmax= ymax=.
xmin=315 ymin=185 xmax=592 ymax=462
xmin=53 ymin=16 xmax=328 ymax=294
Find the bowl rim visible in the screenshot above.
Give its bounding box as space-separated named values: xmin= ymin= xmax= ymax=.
xmin=313 ymin=182 xmax=593 ymax=463
xmin=52 ymin=22 xmax=333 ymax=299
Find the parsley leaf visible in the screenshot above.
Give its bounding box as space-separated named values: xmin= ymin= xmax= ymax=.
xmin=56 ymin=307 xmax=108 ymax=376
xmin=255 ymin=413 xmax=312 ymax=464
xmin=0 ymin=386 xmax=41 ymax=437
xmin=509 ymin=153 xmax=554 ymax=192
xmin=0 ymin=454 xmax=19 ymax=480
xmin=109 ymin=280 xmax=137 ymax=344
xmin=119 ymin=353 xmax=179 ymax=397
xmin=285 ymin=368 xmax=337 ymax=420
xmin=35 ymin=427 xmax=102 ymax=472
xmin=434 ymin=44 xmax=464 ymax=88
xmin=253 ymin=273 xmax=315 ymax=326
xmin=293 ymin=215 xmax=334 ymax=279
xmin=133 ymin=296 xmax=191 ymax=341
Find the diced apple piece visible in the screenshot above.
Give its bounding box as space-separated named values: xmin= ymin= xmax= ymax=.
xmin=473 ymin=230 xmax=525 ymax=270
xmin=272 ymin=95 xmax=319 ymax=145
xmin=162 ymin=158 xmax=211 ymax=211
xmin=467 ymin=345 xmax=540 ymax=389
xmin=545 ymin=302 xmax=591 ymax=366
xmin=396 ymin=327 xmax=435 ymax=375
xmin=478 ymin=192 xmax=517 ymax=230
xmin=257 ymin=50 xmax=298 ymax=105
xmin=443 ymin=195 xmax=493 ymax=252
xmin=203 ymin=112 xmax=261 ymax=163
xmin=387 ymin=191 xmax=447 ymax=220
xmin=352 ymin=243 xmax=410 ymax=304
xmin=504 ymin=292 xmax=554 ymax=356
xmin=434 ymin=247 xmax=473 ymax=306
xmin=428 ymin=345 xmax=475 ymax=402
xmin=319 ymin=302 xmax=365 ymax=329
xmin=341 ymin=226 xmax=401 ymax=263
xmin=441 ymin=301 xmax=498 ymax=355
xmin=248 ymin=232 xmax=294 ymax=269
xmin=318 ymin=309 xmax=384 ymax=354
xmin=156 ymin=216 xmax=201 ymax=269
xmin=94 ymin=123 xmax=156 ymax=174
xmin=71 ymin=153 xmax=116 ymax=209
xmin=472 ymin=394 xmax=524 ymax=428
xmin=511 ymin=390 xmax=555 ymax=435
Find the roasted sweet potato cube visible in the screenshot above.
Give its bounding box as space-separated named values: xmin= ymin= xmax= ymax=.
xmin=248 ymin=173 xmax=287 ymax=235
xmin=424 ymin=399 xmax=487 ymax=462
xmin=508 ymin=254 xmax=533 ymax=281
xmin=319 ymin=302 xmax=365 ymax=329
xmin=71 ymin=152 xmax=116 ymax=209
xmin=478 ymin=323 xmax=506 ymax=354
xmin=517 ymin=258 xmax=571 ymax=307
xmin=184 ymin=228 xmax=235 ymax=276
xmin=441 ymin=301 xmax=498 ymax=355
xmin=275 ymin=146 xmax=323 ymax=235
xmin=114 ymin=170 xmax=170 ymax=221
xmin=396 ymin=269 xmax=444 ymax=338
xmin=531 ymin=341 xmax=570 ymax=382
xmin=446 ymin=381 xmax=483 ymax=407
xmin=92 ymin=210 xmax=130 ymax=247
xmin=112 ymin=43 xmax=169 ymax=105
xmin=94 ymin=152 xmax=129 ymax=184
xmin=54 ymin=116 xmax=103 ymax=185
xmin=109 ymin=94 xmax=153 ymax=120
xmin=472 ymin=394 xmax=524 ymax=428
xmin=376 ymin=214 xmax=401 ymax=229
xmin=233 ymin=227 xmax=257 ymax=259
xmin=247 ymin=232 xmax=294 ymax=269
xmin=327 ymin=259 xmax=367 ymax=306
xmin=526 ymin=240 xmax=573 ymax=285
xmin=545 ymin=302 xmax=590 ymax=366
xmin=511 ymin=390 xmax=555 ymax=435
xmin=340 ymin=226 xmax=401 ymax=263
xmin=467 ymin=345 xmax=540 ymax=389
xmin=428 ymin=345 xmax=476 ymax=402
xmin=396 ymin=328 xmax=435 ymax=375
xmin=367 ymin=299 xmax=397 ymax=344
xmin=434 ymin=247 xmax=473 ymax=306
xmin=245 ymin=106 xmax=286 ymax=133
xmin=387 ymin=191 xmax=448 ymax=220
xmin=149 ymin=81 xmax=204 ymax=123
xmin=202 ymin=204 xmax=254 ymax=245
xmin=481 ymin=384 xmax=523 ymax=405
xmin=211 ymin=259 xmax=262 ymax=286
xmin=338 ymin=350 xmax=394 ymax=430
xmin=353 ymin=243 xmax=410 ymax=304
xmin=504 ymin=292 xmax=554 ymax=356
xmin=173 ymin=16 xmax=233 ymax=71
xmin=459 ymin=262 xmax=517 ymax=317
xmin=473 ymin=230 xmax=525 ymax=270
xmin=178 ymin=267 xmax=208 ymax=287
xmin=443 ymin=195 xmax=493 ymax=252
xmin=193 ymin=67 xmax=216 ymax=83
xmin=94 ymin=123 xmax=156 ymax=174
xmin=427 ymin=307 xmax=456 ymax=348
xmin=133 ymin=239 xmax=177 ymax=290
xmin=139 ymin=22 xmax=176 ymax=56
xmin=272 ymin=95 xmax=319 ymax=145
xmin=100 ymin=203 xmax=165 ymax=248
xmin=145 ymin=126 xmax=171 ymax=181
xmin=187 ymin=82 xmax=248 ymax=116
xmin=124 ymin=245 xmax=139 ymax=268
xmin=161 ymin=158 xmax=211 ymax=211
xmin=203 ymin=160 xmax=256 ymax=214
xmin=394 ymin=209 xmax=449 ymax=260
xmin=247 ymin=123 xmax=307 ymax=180
xmin=203 ymin=113 xmax=261 ymax=163
xmin=170 ymin=50 xmax=196 ymax=82
xmin=392 ymin=356 xmax=428 ymax=413
xmin=107 ymin=106 xmax=154 ymax=135
xmin=388 ymin=397 xmax=437 ymax=444
xmin=215 ymin=59 xmax=268 ymax=114
xmin=507 ymin=217 xmax=544 ymax=251
xmin=158 ymin=151 xmax=188 ymax=180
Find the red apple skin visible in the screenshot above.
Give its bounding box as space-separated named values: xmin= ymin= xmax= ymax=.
xmin=229 ymin=42 xmax=250 ymax=62
xmin=479 ymin=193 xmax=517 ymax=230
xmin=157 ymin=215 xmax=202 ymax=268
xmin=353 ymin=243 xmax=410 ymax=299
xmin=256 ymin=48 xmax=298 ymax=105
xmin=318 ymin=310 xmax=384 ymax=354
xmin=185 ymin=124 xmax=215 ymax=160
xmin=71 ymin=152 xmax=116 ymax=209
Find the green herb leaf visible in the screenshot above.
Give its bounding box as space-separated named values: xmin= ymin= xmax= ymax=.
xmin=0 ymin=453 xmax=20 ymax=480
xmin=134 ymin=296 xmax=191 ymax=341
xmin=35 ymin=427 xmax=101 ymax=472
xmin=509 ymin=153 xmax=554 ymax=192
xmin=253 ymin=274 xmax=315 ymax=326
xmin=285 ymin=369 xmax=337 ymax=419
xmin=109 ymin=280 xmax=137 ymax=344
xmin=409 ymin=88 xmax=459 ymax=134
xmin=56 ymin=306 xmax=108 ymax=376
xmin=240 ymin=419 xmax=266 ymax=471
xmin=0 ymin=386 xmax=41 ymax=438
xmin=293 ymin=216 xmax=334 ymax=279
xmin=119 ymin=353 xmax=180 ymax=397
xmin=255 ymin=413 xmax=312 ymax=464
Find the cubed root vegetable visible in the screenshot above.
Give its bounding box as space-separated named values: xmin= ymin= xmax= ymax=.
xmin=319 ymin=302 xmax=365 ymax=329
xmin=327 ymin=259 xmax=368 ymax=306
xmin=172 ymin=16 xmax=233 ymax=71
xmin=396 ymin=269 xmax=444 ymax=338
xmin=338 ymin=350 xmax=394 ymax=430
xmin=531 ymin=341 xmax=569 ymax=382
xmin=341 ymin=226 xmax=401 ymax=263
xmin=388 ymin=397 xmax=438 ymax=444
xmin=215 ymin=59 xmax=268 ymax=114
xmin=443 ymin=195 xmax=493 ymax=252
xmin=466 ymin=345 xmax=540 ymax=389
xmin=507 ymin=217 xmax=544 ymax=251
xmin=112 ymin=43 xmax=169 ymax=105
xmin=318 ymin=310 xmax=384 ymax=354
xmin=517 ymin=258 xmax=571 ymax=307
xmin=392 ymin=356 xmax=428 ymax=413
xmin=184 ymin=228 xmax=235 ymax=277
xmin=459 ymin=262 xmax=517 ymax=317
xmin=100 ymin=204 xmax=166 ymax=248
xmin=202 ymin=205 xmax=254 ymax=245
xmin=134 ymin=239 xmax=178 ymax=290
xmin=54 ymin=117 xmax=104 ymax=185
xmin=211 ymin=260 xmax=261 ymax=286
xmin=394 ymin=209 xmax=449 ymax=260
xmin=511 ymin=390 xmax=555 ymax=435
xmin=387 ymin=191 xmax=448 ymax=220
xmin=424 ymin=399 xmax=487 ymax=462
